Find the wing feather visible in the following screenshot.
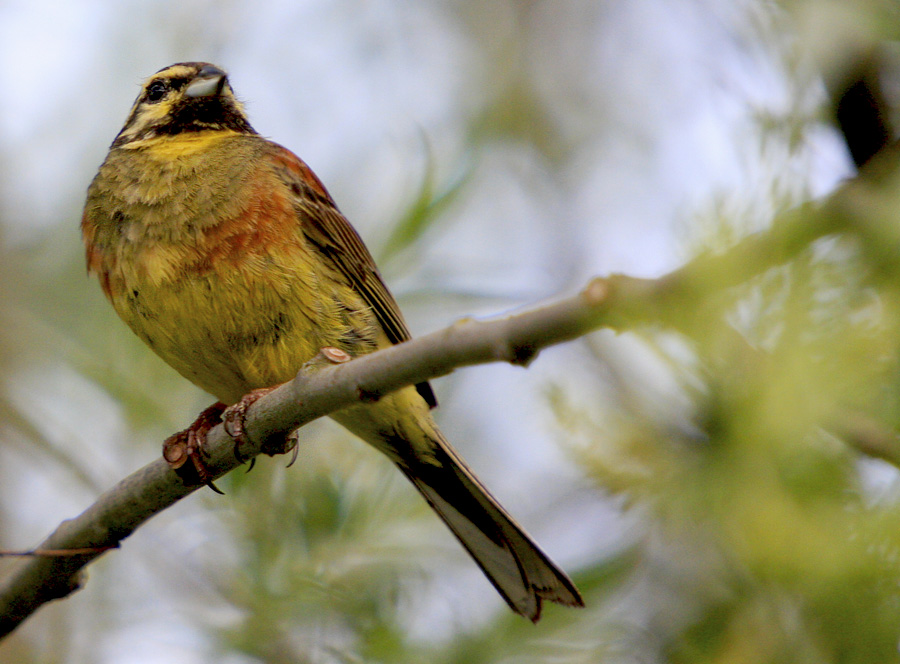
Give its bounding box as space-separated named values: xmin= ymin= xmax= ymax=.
xmin=271 ymin=144 xmax=437 ymax=408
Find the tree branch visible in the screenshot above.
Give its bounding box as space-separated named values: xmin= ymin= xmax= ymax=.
xmin=0 ymin=190 xmax=872 ymax=637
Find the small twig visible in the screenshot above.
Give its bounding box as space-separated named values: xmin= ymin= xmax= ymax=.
xmin=0 ymin=546 xmax=119 ymax=558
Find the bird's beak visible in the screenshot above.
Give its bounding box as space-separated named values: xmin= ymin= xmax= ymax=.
xmin=185 ymin=65 xmax=227 ymax=98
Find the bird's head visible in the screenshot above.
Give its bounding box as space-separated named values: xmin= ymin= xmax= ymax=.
xmin=111 ymin=62 xmax=255 ymax=148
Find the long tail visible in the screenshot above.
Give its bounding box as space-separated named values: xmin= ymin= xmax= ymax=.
xmin=332 ymin=388 xmax=583 ymax=621
xmin=393 ymin=432 xmax=584 ymax=622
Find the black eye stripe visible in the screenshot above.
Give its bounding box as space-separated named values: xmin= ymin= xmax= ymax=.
xmin=144 ymin=76 xmax=194 ymax=103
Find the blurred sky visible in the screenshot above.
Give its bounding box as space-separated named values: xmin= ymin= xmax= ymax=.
xmin=0 ymin=0 xmax=858 ymax=661
xmin=0 ymin=0 xmax=850 ymax=266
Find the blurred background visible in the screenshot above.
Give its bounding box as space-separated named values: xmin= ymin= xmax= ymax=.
xmin=4 ymin=0 xmax=900 ymax=662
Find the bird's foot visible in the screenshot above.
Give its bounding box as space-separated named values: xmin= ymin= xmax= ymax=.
xmin=222 ymin=386 xmax=297 ymax=465
xmin=162 ymin=402 xmax=227 ymax=494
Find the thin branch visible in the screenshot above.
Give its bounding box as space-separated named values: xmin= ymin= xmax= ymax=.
xmin=831 ymin=412 xmax=900 ymax=467
xmin=0 ymin=195 xmax=863 ymax=638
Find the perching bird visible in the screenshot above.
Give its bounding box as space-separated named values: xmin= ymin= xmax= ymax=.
xmin=81 ymin=62 xmax=583 ymax=621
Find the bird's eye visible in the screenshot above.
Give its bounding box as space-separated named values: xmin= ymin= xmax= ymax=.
xmin=145 ymin=80 xmax=168 ymax=103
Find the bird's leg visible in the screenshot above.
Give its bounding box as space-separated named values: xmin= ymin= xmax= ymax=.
xmin=162 ymin=402 xmax=227 ymax=494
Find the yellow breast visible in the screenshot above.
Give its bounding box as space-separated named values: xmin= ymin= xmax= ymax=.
xmin=83 ymin=133 xmax=375 ymax=403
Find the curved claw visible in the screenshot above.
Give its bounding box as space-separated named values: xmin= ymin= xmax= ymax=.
xmin=283 ymin=431 xmax=301 ymax=468
xmin=162 ymin=402 xmax=227 ymax=493
xmin=286 ymin=443 xmax=300 ymax=468
xmin=190 ymin=448 xmax=225 ymax=495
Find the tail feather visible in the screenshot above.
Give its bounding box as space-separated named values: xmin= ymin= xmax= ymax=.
xmin=331 ymin=391 xmax=583 ymax=621
xmin=394 ymin=435 xmax=584 ymax=622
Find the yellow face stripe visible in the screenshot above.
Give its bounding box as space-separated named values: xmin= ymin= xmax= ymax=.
xmin=153 ymin=64 xmax=199 ymax=79
xmin=113 ymin=63 xmax=250 ymax=148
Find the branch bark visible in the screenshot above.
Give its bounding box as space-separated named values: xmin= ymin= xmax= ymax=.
xmin=0 ymin=189 xmax=873 ymax=637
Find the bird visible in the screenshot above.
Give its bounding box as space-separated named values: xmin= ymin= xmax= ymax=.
xmin=81 ymin=62 xmax=583 ymax=622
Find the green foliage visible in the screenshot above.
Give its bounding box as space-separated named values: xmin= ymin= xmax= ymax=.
xmin=551 ymin=200 xmax=900 ymax=662
xmin=376 ymin=134 xmax=473 ymax=267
